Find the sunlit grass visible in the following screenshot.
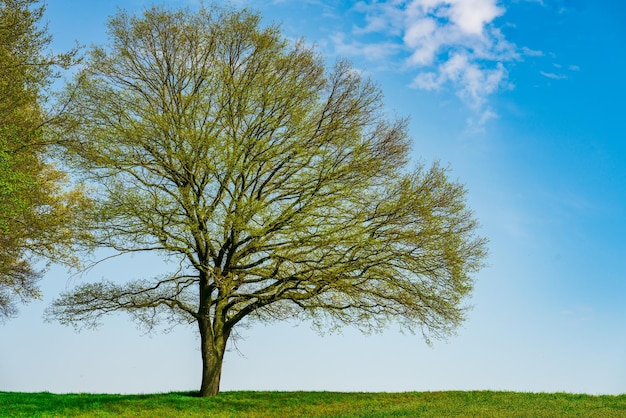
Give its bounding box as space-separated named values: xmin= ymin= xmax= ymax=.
xmin=1 ymin=390 xmax=625 ymax=417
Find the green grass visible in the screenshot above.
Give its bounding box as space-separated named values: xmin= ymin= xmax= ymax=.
xmin=1 ymin=391 xmax=625 ymax=417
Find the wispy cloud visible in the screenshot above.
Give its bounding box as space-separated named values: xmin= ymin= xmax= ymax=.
xmin=540 ymin=71 xmax=568 ymax=80
xmin=467 ymin=107 xmax=499 ymax=133
xmin=331 ymin=32 xmax=400 ymax=63
xmin=333 ymin=0 xmax=538 ymax=129
xmin=538 ymin=61 xmax=580 ymax=81
xmin=521 ymin=46 xmax=544 ymax=57
xmin=411 ymin=52 xmax=508 ymax=110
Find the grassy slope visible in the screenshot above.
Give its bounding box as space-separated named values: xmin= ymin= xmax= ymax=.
xmin=1 ymin=391 xmax=625 ymax=417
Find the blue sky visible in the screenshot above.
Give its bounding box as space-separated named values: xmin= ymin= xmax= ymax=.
xmin=1 ymin=0 xmax=625 ymax=394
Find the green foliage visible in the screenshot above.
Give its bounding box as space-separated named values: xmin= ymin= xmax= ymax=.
xmin=0 ymin=0 xmax=87 ymax=319
xmin=1 ymin=391 xmax=625 ymax=417
xmin=48 ymin=4 xmax=487 ymax=395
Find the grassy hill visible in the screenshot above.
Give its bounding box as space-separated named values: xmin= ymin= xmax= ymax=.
xmin=1 ymin=390 xmax=625 ymax=417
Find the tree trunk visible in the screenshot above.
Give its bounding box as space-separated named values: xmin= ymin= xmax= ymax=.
xmin=198 ymin=316 xmax=229 ymax=397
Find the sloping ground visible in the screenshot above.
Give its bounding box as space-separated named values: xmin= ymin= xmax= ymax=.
xmin=1 ymin=390 xmax=625 ymax=417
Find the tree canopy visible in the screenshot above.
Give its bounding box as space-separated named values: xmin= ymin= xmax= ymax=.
xmin=0 ymin=0 xmax=87 ymax=320
xmin=47 ymin=5 xmax=487 ymax=396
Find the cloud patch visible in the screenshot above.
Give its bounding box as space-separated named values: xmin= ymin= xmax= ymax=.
xmin=338 ymin=0 xmax=526 ymax=128
xmin=412 ymin=52 xmax=508 ymax=110
xmin=540 ymin=71 xmax=568 ymax=80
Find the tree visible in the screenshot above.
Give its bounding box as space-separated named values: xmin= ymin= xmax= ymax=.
xmin=0 ymin=0 xmax=87 ymax=320
xmin=47 ymin=5 xmax=487 ymax=396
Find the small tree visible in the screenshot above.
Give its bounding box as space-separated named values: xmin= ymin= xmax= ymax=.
xmin=0 ymin=0 xmax=86 ymax=320
xmin=48 ymin=5 xmax=487 ymax=396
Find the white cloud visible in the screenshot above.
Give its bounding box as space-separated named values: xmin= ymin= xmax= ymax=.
xmin=540 ymin=71 xmax=568 ymax=80
xmin=521 ymin=46 xmax=544 ymax=56
xmin=412 ymin=71 xmax=442 ymax=90
xmin=338 ymin=0 xmax=526 ymax=129
xmin=411 ymin=52 xmax=507 ymax=110
xmin=467 ymin=107 xmax=499 ymax=133
xmin=331 ymin=32 xmax=400 ymax=63
xmin=445 ymin=0 xmax=504 ymax=35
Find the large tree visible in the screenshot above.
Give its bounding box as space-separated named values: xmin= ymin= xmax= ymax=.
xmin=0 ymin=0 xmax=86 ymax=320
xmin=48 ymin=5 xmax=487 ymax=396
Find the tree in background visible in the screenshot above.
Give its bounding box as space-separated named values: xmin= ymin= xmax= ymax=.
xmin=0 ymin=0 xmax=87 ymax=320
xmin=47 ymin=5 xmax=487 ymax=396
